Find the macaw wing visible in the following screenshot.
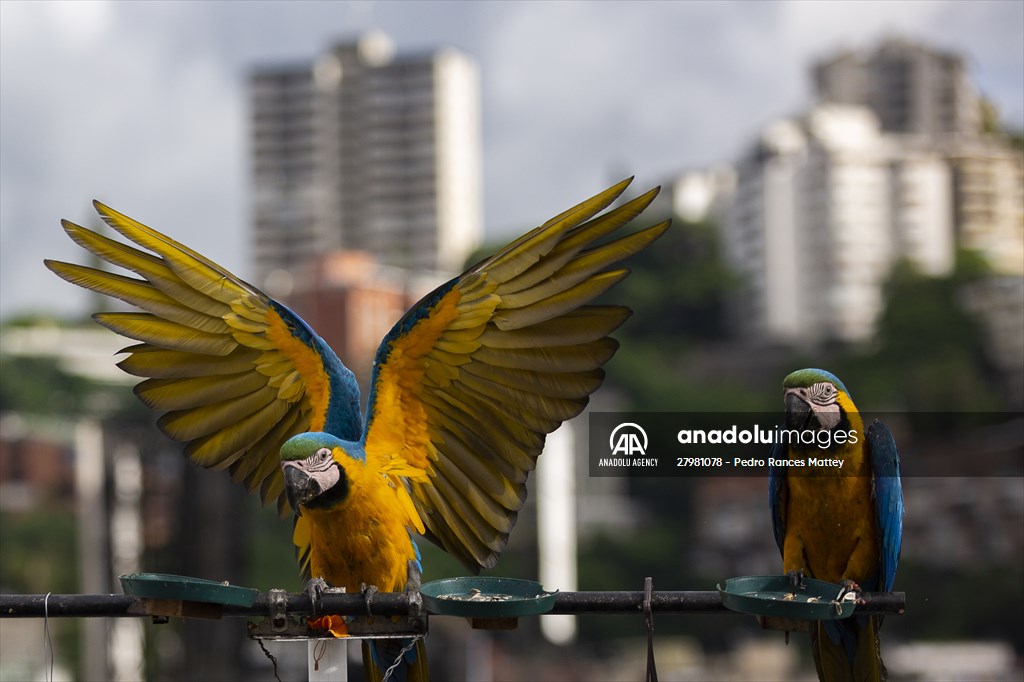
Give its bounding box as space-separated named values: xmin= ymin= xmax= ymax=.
xmin=45 ymin=202 xmax=362 ymax=515
xmin=768 ymin=440 xmax=788 ymax=556
xmin=361 ymin=178 xmax=669 ymax=571
xmin=867 ymin=419 xmax=903 ymax=592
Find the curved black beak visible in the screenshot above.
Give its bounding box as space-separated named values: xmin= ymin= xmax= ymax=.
xmin=284 ymin=464 xmax=321 ymax=514
xmin=785 ymin=391 xmax=813 ymax=430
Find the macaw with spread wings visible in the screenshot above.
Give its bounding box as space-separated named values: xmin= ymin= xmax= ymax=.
xmin=46 ymin=178 xmax=668 ymax=680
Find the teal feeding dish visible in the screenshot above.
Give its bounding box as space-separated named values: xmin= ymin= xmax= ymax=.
xmin=119 ymin=573 xmax=258 ymax=608
xmin=420 ymin=577 xmax=557 ymax=618
xmin=718 ymin=575 xmax=856 ymax=620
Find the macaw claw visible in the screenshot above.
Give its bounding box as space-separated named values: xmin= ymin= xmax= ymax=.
xmin=361 ymin=583 xmax=379 ymax=617
xmin=786 ymin=569 xmax=807 ymax=590
xmin=304 ymin=578 xmax=349 ymax=636
xmin=305 ymin=576 xmax=330 ymax=615
xmin=406 ymin=560 xmax=422 ymax=592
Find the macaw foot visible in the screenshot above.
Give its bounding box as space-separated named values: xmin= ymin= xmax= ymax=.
xmin=305 ymin=577 xmax=330 ymax=615
xmin=785 ymin=569 xmax=806 ymax=590
xmin=405 ymin=560 xmax=424 ymax=618
xmin=304 ymin=577 xmax=350 ymax=637
xmin=406 ymin=560 xmax=422 ymax=592
xmin=838 ymin=579 xmax=866 ymax=606
xmin=360 ymin=583 xmax=379 ymax=618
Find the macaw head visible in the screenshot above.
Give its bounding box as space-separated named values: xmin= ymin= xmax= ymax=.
xmin=280 ymin=432 xmax=352 ymax=514
xmin=782 ymin=368 xmax=854 ymax=432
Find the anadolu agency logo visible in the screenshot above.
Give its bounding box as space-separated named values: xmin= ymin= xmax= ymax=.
xmin=596 ymin=422 xmax=659 ymax=470
xmin=609 ymin=422 xmax=649 ymax=456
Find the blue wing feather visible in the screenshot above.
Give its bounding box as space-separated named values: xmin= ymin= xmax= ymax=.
xmin=362 ymin=277 xmax=459 ymax=435
xmin=768 ymin=440 xmax=787 ymax=557
xmin=266 ymin=299 xmax=363 ymax=441
xmin=867 ymin=419 xmax=903 ymax=592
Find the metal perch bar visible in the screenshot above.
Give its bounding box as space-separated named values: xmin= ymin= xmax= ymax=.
xmin=1 ymin=590 xmax=905 ymax=619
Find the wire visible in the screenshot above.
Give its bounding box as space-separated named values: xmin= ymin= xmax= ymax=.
xmin=256 ymin=638 xmax=283 ymax=682
xmin=313 ymin=638 xmax=327 ymax=671
xmin=381 ymin=635 xmax=424 ymax=682
xmin=43 ymin=592 xmax=54 ymax=682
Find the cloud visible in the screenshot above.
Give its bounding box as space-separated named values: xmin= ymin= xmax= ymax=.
xmin=774 ymin=1 xmax=1024 ymax=124
xmin=46 ymin=0 xmax=115 ymax=47
xmin=1 ymin=1 xmax=245 ymax=319
xmin=1 ymin=1 xmax=1021 ymax=320
xmin=479 ymin=2 xmax=778 ymax=233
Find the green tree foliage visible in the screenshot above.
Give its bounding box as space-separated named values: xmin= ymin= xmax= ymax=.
xmin=0 ymin=355 xmax=97 ymax=415
xmin=833 ymin=250 xmax=1007 ymax=419
xmin=0 ymin=508 xmax=78 ymax=593
xmin=609 ymin=218 xmax=735 ymax=342
xmin=0 ymin=320 xmax=146 ymax=419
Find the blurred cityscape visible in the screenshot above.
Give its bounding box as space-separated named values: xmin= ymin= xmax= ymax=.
xmin=2 ymin=32 xmax=1023 ymax=681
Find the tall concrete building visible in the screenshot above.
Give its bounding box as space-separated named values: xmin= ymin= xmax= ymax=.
xmin=726 ymin=38 xmax=1022 ymax=346
xmin=813 ymin=37 xmax=980 ymax=136
xmin=944 ymin=137 xmax=1024 ymax=275
xmin=250 ymin=32 xmax=482 ymax=292
xmin=725 ymin=106 xmax=949 ymax=344
xmin=814 ymin=38 xmax=1022 ymax=275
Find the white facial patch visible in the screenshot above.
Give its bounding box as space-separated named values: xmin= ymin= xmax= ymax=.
xmin=283 ymin=447 xmax=341 ymax=494
xmin=806 ymin=382 xmax=841 ymax=430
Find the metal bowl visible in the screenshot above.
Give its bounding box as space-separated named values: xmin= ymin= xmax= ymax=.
xmin=718 ymin=575 xmax=856 ymax=620
xmin=119 ymin=573 xmax=258 ymax=607
xmin=420 ymin=577 xmax=557 ymax=618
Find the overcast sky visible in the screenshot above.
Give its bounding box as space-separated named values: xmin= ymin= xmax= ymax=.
xmin=2 ymin=0 xmax=1021 ymax=320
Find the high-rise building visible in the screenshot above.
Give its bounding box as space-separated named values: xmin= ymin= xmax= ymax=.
xmin=726 ymin=39 xmax=1022 ymax=346
xmin=725 ymin=106 xmax=941 ymax=344
xmin=813 ymin=38 xmax=980 ymax=136
xmin=250 ymin=64 xmax=319 ymax=287
xmin=250 ymin=32 xmax=482 ymax=292
xmin=814 ymin=39 xmax=1022 ymax=276
xmin=944 ymin=137 xmax=1024 ymax=275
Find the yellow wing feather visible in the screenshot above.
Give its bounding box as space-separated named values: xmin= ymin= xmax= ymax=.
xmin=363 ymin=179 xmax=669 ymax=569
xmin=45 ymin=203 xmax=349 ymax=513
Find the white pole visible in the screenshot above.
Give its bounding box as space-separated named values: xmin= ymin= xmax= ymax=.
xmin=75 ymin=419 xmax=108 ymax=682
xmin=537 ymin=422 xmax=577 ymax=644
xmin=109 ymin=443 xmax=145 ymax=681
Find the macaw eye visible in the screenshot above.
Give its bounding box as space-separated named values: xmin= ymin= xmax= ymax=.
xmin=809 ymin=382 xmax=836 ymax=403
xmin=316 ymin=447 xmax=331 ymax=461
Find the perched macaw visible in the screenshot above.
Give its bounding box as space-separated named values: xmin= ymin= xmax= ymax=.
xmin=768 ymin=368 xmax=903 ymax=682
xmin=46 ymin=178 xmax=668 ymax=681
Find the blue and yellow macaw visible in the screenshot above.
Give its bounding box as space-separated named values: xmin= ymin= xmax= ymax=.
xmin=46 ymin=178 xmax=668 ymax=681
xmin=768 ymin=369 xmax=903 ymax=682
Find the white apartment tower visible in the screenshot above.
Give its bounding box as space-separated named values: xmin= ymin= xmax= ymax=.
xmin=250 ymin=33 xmax=482 ymax=289
xmin=727 ymin=38 xmax=1020 ymax=345
xmin=814 ymin=38 xmax=1022 ymax=275
xmin=726 ymin=107 xmax=946 ymax=344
